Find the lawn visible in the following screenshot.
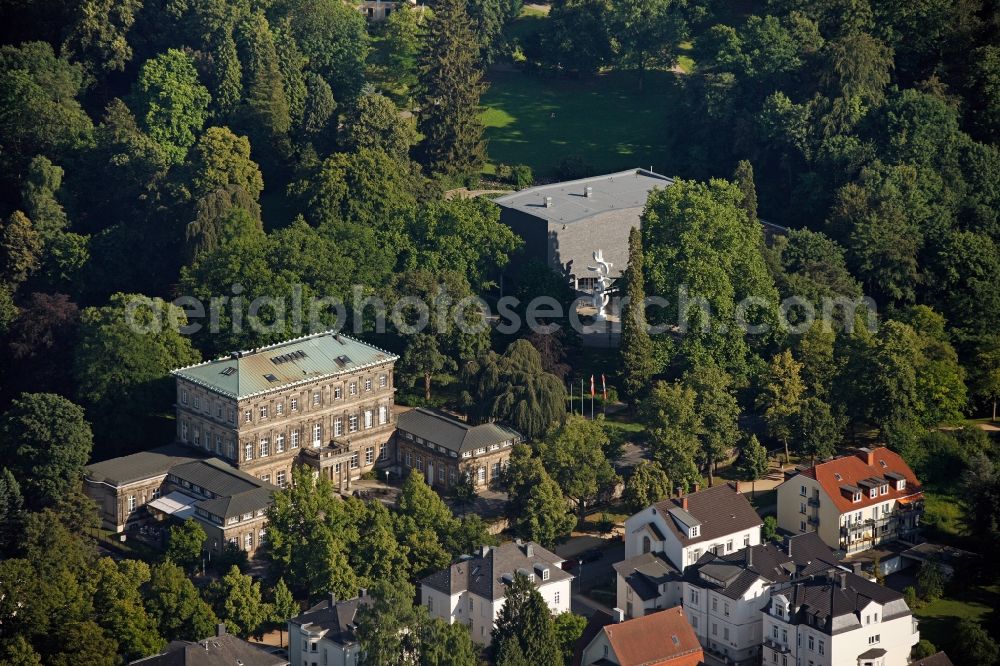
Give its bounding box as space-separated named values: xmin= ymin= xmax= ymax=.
xmin=912 ymin=583 xmax=1000 ymax=654
xmin=480 ymin=69 xmax=686 ymax=178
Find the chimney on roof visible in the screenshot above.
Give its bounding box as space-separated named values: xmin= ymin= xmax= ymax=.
xmin=544 ymin=196 xmax=553 ymax=208
xmin=675 ymin=487 xmax=683 ymax=498
xmin=858 ymin=447 xmax=875 ymax=466
xmin=330 ymin=592 xmax=337 ymax=607
xmin=839 ymin=572 xmax=848 ymax=590
xmin=360 ymin=587 xmax=368 ymax=598
xmin=851 ymin=561 xmax=864 ymax=575
xmin=525 ymin=543 xmax=534 ymax=558
xmin=747 ymin=547 xmax=753 ymax=569
xmin=612 ymin=608 xmax=625 ymax=623
xmin=693 ymin=483 xmax=700 ymax=493
xmin=585 ymin=186 xmax=593 ymax=198
xmin=216 ymin=623 xmax=227 ymax=637
xmin=481 ymin=545 xmax=491 ymax=558
xmin=682 ymin=496 xmax=689 ymax=511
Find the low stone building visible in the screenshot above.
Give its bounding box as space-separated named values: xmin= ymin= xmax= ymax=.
xmin=85 ymin=445 xmax=278 ymax=556
xmin=394 ymin=408 xmax=521 ymax=492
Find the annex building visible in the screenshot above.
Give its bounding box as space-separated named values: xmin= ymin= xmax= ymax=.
xmin=495 ymin=169 xmax=674 ymax=290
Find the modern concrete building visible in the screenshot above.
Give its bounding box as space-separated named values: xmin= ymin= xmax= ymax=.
xmin=622 ymin=482 xmax=764 ymax=571
xmin=495 ymin=169 xmax=674 ymax=290
xmin=420 ymin=540 xmax=573 ymax=645
xmin=575 ymin=606 xmax=704 ymax=666
xmin=775 ymin=448 xmax=923 ymax=555
xmin=288 ymin=592 xmax=372 ymax=666
xmin=172 ymin=331 xmax=398 ymax=491
xmin=394 ymin=408 xmax=521 ymax=492
xmin=762 ymin=570 xmax=920 ymax=666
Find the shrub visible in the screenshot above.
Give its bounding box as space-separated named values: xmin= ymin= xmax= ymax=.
xmin=511 ymin=164 xmax=533 ymax=189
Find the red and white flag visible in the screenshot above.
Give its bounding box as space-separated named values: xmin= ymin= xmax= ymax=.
xmin=590 ymin=375 xmax=595 ymax=398
xmin=601 ymin=374 xmax=607 ymax=400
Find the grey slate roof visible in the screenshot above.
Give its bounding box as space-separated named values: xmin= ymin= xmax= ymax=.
xmin=168 ymin=458 xmax=278 ymax=520
xmin=86 ymin=445 xmax=205 ymax=487
xmin=421 ymin=541 xmax=572 ymax=600
xmin=653 ymin=483 xmax=763 ymax=547
xmin=613 ymin=552 xmax=679 ymax=601
xmin=768 ymin=569 xmax=910 ymax=636
xmin=494 ymin=169 xmax=674 ymax=225
xmin=683 ymin=532 xmax=840 ymax=601
xmin=910 ymin=652 xmax=955 ymax=666
xmin=396 ymin=408 xmax=521 ymax=455
xmin=172 ymin=331 xmax=398 ymax=399
xmin=170 ymin=458 xmax=266 ymax=497
xmin=289 ymin=594 xmax=372 ymax=647
xmin=130 ymin=630 xmax=286 ymax=666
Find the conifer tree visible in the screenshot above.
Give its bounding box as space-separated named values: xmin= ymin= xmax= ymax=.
xmin=740 ymin=434 xmax=769 ymax=497
xmin=236 ymin=13 xmax=291 ymax=139
xmin=620 ymin=226 xmax=656 ymax=407
xmin=491 ymin=573 xmax=561 ymax=666
xmin=733 ymin=159 xmax=758 ymax=224
xmin=211 ymin=33 xmax=243 ymax=118
xmin=416 ymin=0 xmax=487 ymax=178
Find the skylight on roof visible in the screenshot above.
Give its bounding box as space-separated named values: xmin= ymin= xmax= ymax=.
xmin=271 ymin=350 xmax=307 ymax=365
xmin=879 ymin=460 xmax=887 ymax=468
xmin=264 ymin=373 xmax=278 ymax=382
xmin=834 ymin=473 xmax=842 ymax=481
xmin=220 ymin=367 xmax=236 ymax=376
xmin=671 ymin=635 xmax=680 ymax=646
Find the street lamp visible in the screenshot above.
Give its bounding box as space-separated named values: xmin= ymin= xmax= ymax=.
xmin=384 ymin=469 xmax=390 ymax=486
xmin=578 ymin=559 xmax=583 ymax=593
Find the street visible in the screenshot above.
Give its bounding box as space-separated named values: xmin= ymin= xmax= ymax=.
xmin=554 ymin=534 xmax=624 ymax=617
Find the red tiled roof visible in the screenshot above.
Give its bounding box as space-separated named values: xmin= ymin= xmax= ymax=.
xmin=603 ymin=606 xmax=704 ymax=666
xmin=797 ymin=447 xmax=922 ymax=514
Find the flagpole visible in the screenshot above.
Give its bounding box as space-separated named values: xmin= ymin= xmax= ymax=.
xmin=569 ymin=380 xmax=573 ymax=416
xmin=581 ymin=379 xmax=584 ymax=418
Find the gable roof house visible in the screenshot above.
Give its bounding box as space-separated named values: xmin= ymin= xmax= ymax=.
xmin=616 ymin=531 xmax=840 ymax=666
xmin=129 ymin=624 xmax=287 ymax=666
xmin=287 ymin=591 xmax=372 ymax=666
xmin=575 ymin=606 xmax=704 ymax=666
xmin=776 ymin=447 xmax=923 ymax=554
xmin=420 ymin=540 xmax=573 ymax=645
xmin=623 ymin=483 xmax=764 ymax=573
xmin=763 ymin=570 xmax=919 ymax=666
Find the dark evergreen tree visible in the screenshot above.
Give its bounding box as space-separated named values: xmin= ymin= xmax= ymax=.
xmin=620 ymin=226 xmax=656 ymax=407
xmin=491 ymin=573 xmax=561 ymax=666
xmin=416 ymin=0 xmax=487 ymax=178
xmin=733 ymin=159 xmax=758 ymax=223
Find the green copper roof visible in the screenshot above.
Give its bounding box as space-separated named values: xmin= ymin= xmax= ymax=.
xmin=172 ymin=331 xmax=398 ymax=400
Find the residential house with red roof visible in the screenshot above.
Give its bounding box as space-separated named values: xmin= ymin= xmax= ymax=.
xmin=775 ymin=448 xmax=923 ymax=555
xmin=575 ymin=606 xmax=705 ymax=666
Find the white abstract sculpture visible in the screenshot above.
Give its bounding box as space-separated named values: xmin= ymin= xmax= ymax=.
xmin=588 ymin=249 xmax=613 ymax=321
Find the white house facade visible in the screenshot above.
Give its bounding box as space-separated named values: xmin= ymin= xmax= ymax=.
xmin=288 ymin=593 xmax=371 ymax=666
xmin=762 ymin=571 xmax=919 ymax=666
xmin=420 ymin=540 xmax=573 ymax=645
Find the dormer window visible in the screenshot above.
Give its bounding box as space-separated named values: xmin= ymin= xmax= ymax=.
xmin=880 ymin=484 xmax=888 ymax=495
xmin=854 ymin=492 xmax=862 ymax=502
xmin=690 ymin=525 xmax=700 ymax=538
xmin=869 ymin=489 xmax=877 ymax=498
xmin=897 ymin=479 xmax=906 ymax=490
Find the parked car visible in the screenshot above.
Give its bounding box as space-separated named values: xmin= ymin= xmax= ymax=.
xmin=579 ymin=547 xmax=603 ymax=564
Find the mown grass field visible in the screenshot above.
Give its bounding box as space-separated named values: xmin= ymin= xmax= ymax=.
xmin=480 ymin=69 xmax=685 ymax=178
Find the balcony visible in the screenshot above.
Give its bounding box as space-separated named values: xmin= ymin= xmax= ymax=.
xmin=763 ymin=638 xmax=791 ymax=654
xmin=807 ymin=515 xmax=820 ymax=526
xmin=808 ymin=497 xmax=820 ymax=507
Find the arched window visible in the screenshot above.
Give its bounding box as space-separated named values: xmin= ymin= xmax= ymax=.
xmin=642 ymin=535 xmax=651 ymax=554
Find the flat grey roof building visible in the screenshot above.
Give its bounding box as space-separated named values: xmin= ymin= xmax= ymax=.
xmin=495 ymin=169 xmax=673 ymax=286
